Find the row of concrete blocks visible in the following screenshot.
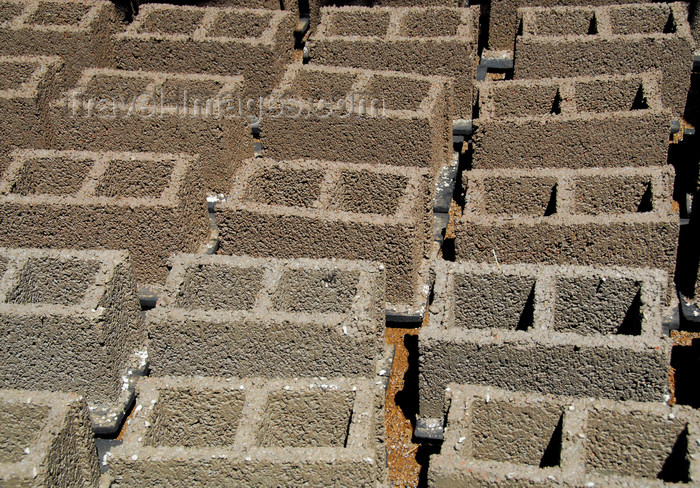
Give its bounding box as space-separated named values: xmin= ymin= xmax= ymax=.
xmin=417 ymin=260 xmax=671 ymax=431
xmin=429 ymin=384 xmax=700 ymax=487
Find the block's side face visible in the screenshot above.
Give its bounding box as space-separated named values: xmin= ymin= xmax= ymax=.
xmin=453 ymin=271 xmax=536 ymax=330
xmin=585 ymin=408 xmax=692 ymax=482
xmin=174 ymin=263 xmax=265 ymax=312
xmin=472 ymin=174 xmax=557 ymax=216
xmin=270 ymin=267 xmax=361 ymax=314
xmin=0 ymin=402 xmax=50 ymax=463
xmin=553 ymin=276 xmax=643 ymax=336
xmin=571 ymin=174 xmax=653 ymax=215
xmin=256 ymin=390 xmax=355 ymax=447
xmin=144 ymin=387 xmax=244 ymax=448
xmin=324 ymin=8 xmax=391 ymax=37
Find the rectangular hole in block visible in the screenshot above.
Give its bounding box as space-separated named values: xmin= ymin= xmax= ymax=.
xmin=144 ymin=388 xmax=244 ymax=448
xmin=528 ymin=9 xmax=598 ymax=36
xmin=454 ymin=272 xmax=536 ymax=330
xmin=0 ymin=60 xmax=39 ymax=91
xmin=159 ymin=78 xmax=226 ymax=104
xmin=553 ymin=276 xmax=642 ymax=336
xmin=208 ymin=10 xmax=273 ymax=38
xmin=585 ymin=409 xmax=691 ymax=482
xmin=364 ymin=75 xmax=430 ymax=112
xmin=480 ymin=176 xmax=557 ymax=216
xmin=136 ymin=8 xmax=205 ymax=36
xmin=0 ymin=403 xmax=50 ymax=463
xmin=6 ymin=256 xmax=100 ymax=306
xmin=489 ymin=84 xmax=563 ymax=118
xmin=283 ymin=70 xmax=356 ymax=102
xmin=0 ymin=2 xmax=24 ymax=24
xmin=575 ymin=78 xmax=649 ymax=113
xmin=332 ymin=169 xmax=408 ymax=215
xmin=326 ymin=9 xmax=390 ymax=37
xmin=572 ymin=175 xmax=653 ymax=215
xmin=270 ymin=268 xmax=360 ymax=314
xmin=82 ymin=74 xmax=152 ymax=102
xmin=398 ymin=8 xmax=462 ymax=37
xmin=26 ymin=1 xmax=91 ymax=26
xmin=243 ymin=165 xmax=324 ymax=208
xmin=174 ymin=264 xmax=264 ymax=311
xmin=95 ymin=158 xmax=175 ymax=199
xmin=470 ymin=398 xmax=563 ymax=467
xmin=609 ymin=5 xmax=675 ymax=35
xmin=257 ymin=390 xmax=355 ymax=448
xmin=11 ymin=156 xmax=93 ymax=196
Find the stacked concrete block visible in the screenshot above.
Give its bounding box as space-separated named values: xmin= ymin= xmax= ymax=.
xmin=472 ymin=72 xmax=671 ymax=169
xmin=418 ymin=260 xmax=670 ymax=426
xmin=429 ymin=384 xmax=700 ymax=487
xmin=114 ymin=5 xmax=296 ymax=99
xmin=216 ymin=158 xmax=433 ymax=309
xmin=515 ymin=3 xmax=693 ymax=114
xmin=455 ymin=166 xmax=679 ymax=288
xmin=307 ymin=6 xmax=479 ymax=118
xmin=0 ymin=389 xmax=99 ymax=487
xmin=147 ymin=253 xmax=386 ymax=378
xmin=0 ymin=149 xmax=211 ymax=283
xmin=259 ymin=64 xmax=452 ymax=172
xmin=50 ymin=68 xmax=253 ymax=192
xmin=108 ymin=376 xmax=386 ymax=487
xmin=0 ymin=248 xmax=147 ymax=433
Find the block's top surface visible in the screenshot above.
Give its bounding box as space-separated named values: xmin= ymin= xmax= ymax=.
xmin=269 ymin=64 xmax=449 ymax=117
xmin=476 ymin=72 xmax=666 ymax=122
xmin=119 ymin=4 xmax=292 ymax=44
xmin=114 ymin=376 xmax=376 ymax=460
xmin=518 ymin=2 xmax=692 ymax=41
xmin=316 ymin=5 xmax=478 ymax=42
xmin=223 ymin=158 xmax=430 ymax=223
xmin=0 ymin=0 xmax=113 ymax=32
xmin=0 ymin=54 xmax=61 ymax=100
xmin=0 ymin=149 xmax=200 ymax=208
xmin=0 ymin=247 xmax=130 ymax=313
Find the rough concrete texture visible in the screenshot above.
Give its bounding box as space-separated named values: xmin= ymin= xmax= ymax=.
xmin=148 ymin=253 xmax=386 ymax=379
xmin=307 ymin=6 xmax=479 ymax=118
xmin=429 ymin=384 xmax=700 ymax=487
xmin=0 ymin=389 xmax=99 ymax=488
xmin=0 ymin=149 xmax=211 ymax=284
xmin=259 ymin=64 xmax=452 ymax=172
xmin=418 ymin=260 xmax=670 ymax=422
xmin=107 ymin=376 xmax=386 ymax=487
xmin=692 ymin=0 xmax=700 ymax=49
xmin=115 ymin=5 xmax=296 ymax=100
xmin=0 ymin=248 xmax=147 ymax=431
xmin=50 ymin=68 xmax=253 ymax=194
xmin=216 ymin=158 xmax=433 ymax=308
xmin=455 ymin=166 xmax=679 ymax=291
xmin=0 ymin=0 xmax=122 ymax=89
xmin=473 ymin=72 xmax=672 ymax=168
xmin=515 ymin=3 xmax=693 ymax=114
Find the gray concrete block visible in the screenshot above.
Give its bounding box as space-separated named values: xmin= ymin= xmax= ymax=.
xmin=0 ymin=248 xmax=147 ymax=432
xmin=429 ymin=384 xmax=700 ymax=487
xmin=0 ymin=388 xmax=100 ymax=488
xmin=147 ymin=253 xmax=386 ymax=379
xmin=307 ymin=6 xmax=479 ymax=118
xmin=216 ymin=158 xmax=434 ymax=309
xmin=107 ymin=376 xmax=386 ymax=487
xmin=0 ymin=149 xmax=211 ymax=284
xmin=473 ymin=72 xmax=672 ymax=168
xmin=515 ymin=3 xmax=693 ymax=114
xmin=259 ymin=64 xmax=452 ymax=172
xmin=418 ymin=261 xmax=671 ymax=424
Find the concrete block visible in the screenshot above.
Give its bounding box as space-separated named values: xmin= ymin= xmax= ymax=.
xmin=50 ymin=68 xmax=253 ymax=193
xmin=148 ymin=253 xmax=385 ymax=379
xmin=455 ymin=166 xmax=679 ymax=288
xmin=0 ymin=248 xmax=147 ymax=432
xmin=0 ymin=149 xmax=211 ymax=283
xmin=515 ymin=3 xmax=693 ymax=114
xmin=429 ymin=384 xmax=700 ymax=487
xmin=259 ymin=64 xmax=451 ymax=172
xmin=107 ymin=376 xmax=386 ymax=487
xmin=114 ymin=5 xmax=296 ymax=99
xmin=307 ymin=6 xmax=479 ymax=118
xmin=216 ymin=157 xmax=433 ymax=308
xmin=473 ymin=72 xmax=672 ymax=168
xmin=418 ymin=260 xmax=671 ymax=423
xmin=0 ymin=389 xmax=99 ymax=488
